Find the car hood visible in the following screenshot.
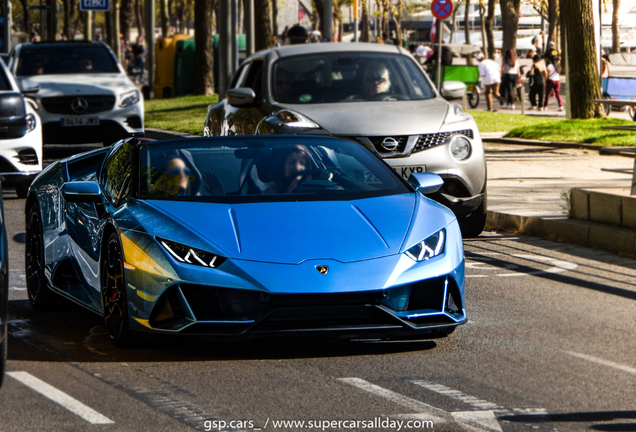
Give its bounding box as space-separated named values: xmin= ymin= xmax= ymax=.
xmin=16 ymin=73 xmax=135 ymax=97
xmin=147 ymin=194 xmax=427 ymax=264
xmin=278 ymin=99 xmax=450 ymax=136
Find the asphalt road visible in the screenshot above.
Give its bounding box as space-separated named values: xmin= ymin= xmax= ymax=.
xmin=2 ymin=147 xmax=636 ymax=432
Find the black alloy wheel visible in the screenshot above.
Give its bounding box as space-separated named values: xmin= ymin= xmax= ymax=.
xmin=102 ymin=232 xmax=136 ymax=347
xmin=26 ymin=203 xmax=55 ymax=309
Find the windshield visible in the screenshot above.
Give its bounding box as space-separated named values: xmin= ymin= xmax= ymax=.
xmin=16 ymin=45 xmax=120 ymax=76
xmin=272 ymin=52 xmax=435 ymax=104
xmin=139 ymin=138 xmax=411 ymax=203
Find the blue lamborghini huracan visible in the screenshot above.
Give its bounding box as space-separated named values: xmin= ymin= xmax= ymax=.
xmin=25 ymin=136 xmax=466 ymax=347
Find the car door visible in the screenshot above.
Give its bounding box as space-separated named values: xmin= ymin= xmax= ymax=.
xmin=224 ymin=58 xmax=268 ymax=136
xmin=67 ymin=142 xmax=133 ymax=306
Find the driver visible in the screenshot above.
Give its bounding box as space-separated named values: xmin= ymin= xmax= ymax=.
xmin=362 ymin=62 xmax=391 ymax=98
xmin=150 ymin=157 xmax=197 ymax=197
xmin=263 ymin=145 xmax=313 ymax=194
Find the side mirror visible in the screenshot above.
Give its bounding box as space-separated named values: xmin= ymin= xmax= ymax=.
xmin=0 ymin=92 xmax=27 ymax=139
xmin=227 ymin=88 xmax=256 ymax=107
xmin=21 ymin=86 xmax=40 ymax=96
xmin=408 ymin=172 xmax=444 ymax=194
xmin=441 ymin=81 xmax=466 ymax=100
xmin=61 ymin=182 xmax=103 ymax=203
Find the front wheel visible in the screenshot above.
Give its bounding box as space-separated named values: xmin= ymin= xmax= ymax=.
xmin=26 ymin=203 xmax=56 ymax=310
xmin=467 ymin=91 xmax=480 ymax=109
xmin=459 ymin=200 xmax=487 ymax=238
xmin=102 ymin=232 xmax=137 ymax=348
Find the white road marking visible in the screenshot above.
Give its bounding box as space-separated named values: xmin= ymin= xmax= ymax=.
xmin=565 ymin=351 xmax=636 ymax=375
xmin=339 ymin=378 xmax=503 ymax=431
xmin=8 ymin=371 xmax=114 ymax=425
xmin=338 ymin=378 xmax=446 ymax=420
xmin=466 ymin=254 xmax=577 ymax=278
xmin=409 ymin=378 xmax=502 ymax=410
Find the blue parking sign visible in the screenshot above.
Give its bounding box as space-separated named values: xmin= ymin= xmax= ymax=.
xmin=79 ymin=0 xmax=110 ymax=11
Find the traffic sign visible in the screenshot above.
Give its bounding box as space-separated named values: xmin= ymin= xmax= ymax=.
xmin=431 ymin=0 xmax=453 ymax=20
xmin=79 ymin=0 xmax=110 ymax=12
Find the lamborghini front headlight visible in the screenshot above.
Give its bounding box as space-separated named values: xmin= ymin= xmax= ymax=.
xmin=157 ymin=237 xmax=226 ymax=268
xmin=405 ymin=229 xmax=446 ymax=262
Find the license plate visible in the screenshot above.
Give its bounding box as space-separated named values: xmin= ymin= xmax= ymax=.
xmin=62 ymin=117 xmax=99 ymax=127
xmin=393 ymin=165 xmax=426 ymax=179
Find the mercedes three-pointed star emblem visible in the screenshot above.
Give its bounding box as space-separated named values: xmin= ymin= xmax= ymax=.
xmin=71 ymin=97 xmax=89 ymax=114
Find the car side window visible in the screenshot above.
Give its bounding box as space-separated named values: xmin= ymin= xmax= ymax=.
xmin=230 ymin=63 xmax=249 ymax=89
xmin=242 ymin=59 xmax=263 ymax=100
xmin=102 ymin=143 xmax=134 ymax=207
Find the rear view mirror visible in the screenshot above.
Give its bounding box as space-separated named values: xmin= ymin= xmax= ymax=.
xmin=61 ymin=182 xmax=103 ymax=203
xmin=227 ymin=88 xmax=256 ymax=107
xmin=407 ymin=172 xmax=444 ymax=194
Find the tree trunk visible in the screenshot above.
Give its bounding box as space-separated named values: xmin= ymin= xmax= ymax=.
xmin=485 ymin=0 xmax=495 ymax=58
xmin=464 ymin=0 xmax=470 ymax=44
xmin=561 ymin=0 xmax=602 ymax=118
xmin=64 ymin=0 xmax=72 ymax=38
xmin=313 ymin=0 xmax=324 ymax=33
xmin=547 ymin=0 xmax=557 ymax=48
xmin=19 ymin=0 xmax=29 ymax=33
xmin=134 ymin=0 xmax=144 ymax=41
xmin=500 ymin=0 xmax=520 ymax=56
xmin=120 ymin=0 xmax=134 ymax=42
xmin=479 ymin=0 xmax=487 ymax=54
xmin=160 ymin=0 xmax=170 ymax=36
xmin=449 ymin=4 xmax=457 ymax=43
xmin=193 ymin=0 xmax=214 ymax=95
xmin=361 ymin=0 xmax=370 ymax=42
xmin=254 ymin=0 xmax=272 ymax=51
xmin=612 ymin=0 xmax=620 ymax=53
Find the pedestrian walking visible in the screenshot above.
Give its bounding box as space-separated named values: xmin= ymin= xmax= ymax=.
xmin=531 ymin=31 xmax=544 ymax=57
xmin=477 ymin=53 xmax=501 ymax=112
xmin=544 ymin=56 xmax=563 ymax=111
xmin=501 ymin=49 xmax=521 ymax=109
xmin=528 ymin=54 xmax=547 ymax=110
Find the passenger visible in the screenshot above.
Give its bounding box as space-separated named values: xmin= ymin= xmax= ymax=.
xmin=80 ymin=59 xmax=93 ymax=71
xmin=151 ymin=157 xmax=196 ymax=197
xmin=263 ymin=145 xmax=313 ymax=194
xmin=32 ymin=62 xmax=45 ymax=75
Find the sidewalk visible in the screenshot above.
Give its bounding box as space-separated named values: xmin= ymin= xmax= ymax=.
xmin=484 ymin=141 xmax=636 ymax=255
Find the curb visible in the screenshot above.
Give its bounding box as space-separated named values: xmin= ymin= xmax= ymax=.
xmin=486 ymin=210 xmax=636 ymax=257
xmin=144 ymin=128 xmax=196 ymax=140
xmin=483 ymin=137 xmax=636 ymax=157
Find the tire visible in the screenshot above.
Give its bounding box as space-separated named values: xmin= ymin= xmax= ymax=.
xmin=467 ymin=91 xmax=480 ymax=109
xmin=101 ymin=232 xmax=137 ymax=348
xmin=26 ymin=203 xmax=57 ymax=310
xmin=629 ymin=106 xmax=636 ymax=122
xmin=15 ymin=182 xmax=30 ymax=199
xmin=459 ymin=200 xmax=487 ymax=238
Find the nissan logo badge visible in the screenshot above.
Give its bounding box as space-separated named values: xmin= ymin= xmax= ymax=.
xmin=381 ymin=137 xmax=399 ymax=151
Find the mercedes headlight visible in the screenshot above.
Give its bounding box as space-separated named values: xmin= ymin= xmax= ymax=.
xmin=119 ymin=89 xmax=140 ymax=107
xmin=157 ymin=237 xmax=226 ymax=268
xmin=405 ymin=229 xmax=446 ymax=262
xmin=443 ymin=103 xmax=471 ymax=125
xmin=26 ymin=113 xmax=36 ymax=133
xmin=275 ymin=110 xmax=319 ymax=128
xmin=449 ymin=135 xmax=471 ymax=160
